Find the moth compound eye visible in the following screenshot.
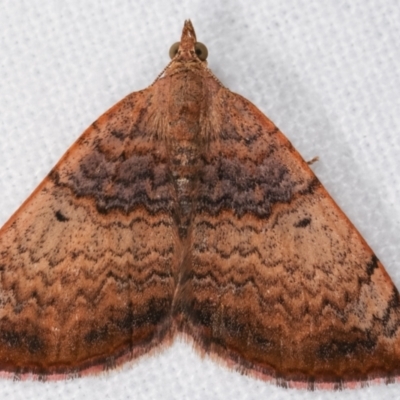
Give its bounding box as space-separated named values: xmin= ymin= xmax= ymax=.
xmin=195 ymin=42 xmax=208 ymax=61
xmin=169 ymin=42 xmax=180 ymax=59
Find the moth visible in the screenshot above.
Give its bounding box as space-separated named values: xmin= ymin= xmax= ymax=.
xmin=0 ymin=20 xmax=399 ymax=390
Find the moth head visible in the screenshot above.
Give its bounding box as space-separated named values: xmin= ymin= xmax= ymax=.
xmin=168 ymin=20 xmax=208 ymax=64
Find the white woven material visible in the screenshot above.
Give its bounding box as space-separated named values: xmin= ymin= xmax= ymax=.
xmin=0 ymin=1 xmax=399 ymax=398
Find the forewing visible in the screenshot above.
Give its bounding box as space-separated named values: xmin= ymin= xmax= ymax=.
xmin=0 ymin=90 xmax=179 ymax=376
xmin=176 ymin=88 xmax=400 ymax=387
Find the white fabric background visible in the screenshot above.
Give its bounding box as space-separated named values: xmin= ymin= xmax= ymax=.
xmin=1 ymin=0 xmax=400 ymax=399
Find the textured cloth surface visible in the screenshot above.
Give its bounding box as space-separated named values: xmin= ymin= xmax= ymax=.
xmin=0 ymin=0 xmax=400 ymax=399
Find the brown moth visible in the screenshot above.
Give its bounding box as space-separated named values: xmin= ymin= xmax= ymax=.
xmin=0 ymin=20 xmax=399 ymax=390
